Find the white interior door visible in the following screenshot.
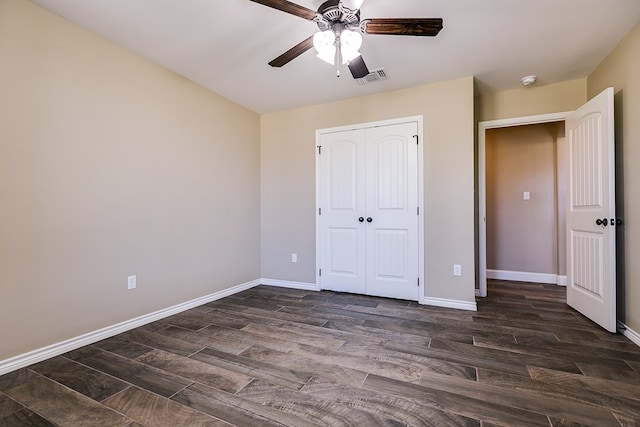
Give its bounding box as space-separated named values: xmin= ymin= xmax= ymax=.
xmin=566 ymin=87 xmax=617 ymax=332
xmin=318 ymin=121 xmax=419 ymax=300
xmin=318 ymin=129 xmax=366 ymax=294
xmin=364 ymin=123 xmax=419 ymax=300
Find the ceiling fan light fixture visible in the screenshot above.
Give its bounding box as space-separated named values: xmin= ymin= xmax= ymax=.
xmin=340 ymin=29 xmax=362 ymax=62
xmin=316 ymin=46 xmax=337 ymax=64
xmin=313 ymin=30 xmax=336 ymax=64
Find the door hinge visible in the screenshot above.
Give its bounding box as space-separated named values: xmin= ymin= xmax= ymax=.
xmin=317 ymin=146 xmax=322 ymax=155
xmin=417 ymin=277 xmax=420 ymax=287
xmin=319 ymin=269 xmax=322 ymax=277
xmin=417 ymin=206 xmax=420 ymax=216
xmin=413 ymin=135 xmax=419 ymax=145
xmin=319 ymin=208 xmax=322 ymax=215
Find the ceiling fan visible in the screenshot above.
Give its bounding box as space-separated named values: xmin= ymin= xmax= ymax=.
xmin=249 ymin=0 xmax=443 ymax=78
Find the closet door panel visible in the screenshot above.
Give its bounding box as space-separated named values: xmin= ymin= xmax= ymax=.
xmin=365 ymin=122 xmax=419 ymax=300
xmin=318 ymin=130 xmax=366 ymax=294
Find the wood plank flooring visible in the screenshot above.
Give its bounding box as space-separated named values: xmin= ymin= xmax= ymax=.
xmin=1 ymin=280 xmax=640 ymax=426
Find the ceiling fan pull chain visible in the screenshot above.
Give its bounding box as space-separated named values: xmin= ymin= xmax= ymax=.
xmin=335 ymin=32 xmax=342 ymax=77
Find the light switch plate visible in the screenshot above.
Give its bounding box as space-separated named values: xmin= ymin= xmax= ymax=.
xmin=453 ymin=264 xmax=462 ymax=276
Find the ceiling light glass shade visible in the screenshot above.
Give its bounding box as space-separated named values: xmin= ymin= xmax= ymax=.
xmin=340 ymin=29 xmax=362 ymax=62
xmin=313 ymin=30 xmax=336 ymax=64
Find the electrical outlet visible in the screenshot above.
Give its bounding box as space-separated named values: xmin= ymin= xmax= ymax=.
xmin=523 ymin=191 xmax=530 ymax=200
xmin=127 ymin=275 xmax=136 ymax=290
xmin=291 ymin=253 xmax=297 ymax=263
xmin=453 ymin=264 xmax=462 ymax=276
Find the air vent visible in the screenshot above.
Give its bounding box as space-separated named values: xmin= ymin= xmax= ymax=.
xmin=355 ymin=68 xmax=389 ymax=85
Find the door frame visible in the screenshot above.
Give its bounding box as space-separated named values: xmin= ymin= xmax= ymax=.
xmin=478 ymin=112 xmax=570 ymax=297
xmin=315 ymin=115 xmax=424 ymax=300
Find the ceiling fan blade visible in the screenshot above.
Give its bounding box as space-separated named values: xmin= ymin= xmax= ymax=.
xmin=348 ymin=55 xmax=369 ymax=79
xmin=268 ymin=35 xmax=314 ymax=67
xmin=249 ymin=0 xmax=318 ymax=21
xmin=361 ymin=18 xmax=443 ymax=36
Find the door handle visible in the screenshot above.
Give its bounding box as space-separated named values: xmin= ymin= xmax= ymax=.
xmin=366 ymin=217 xmax=373 ymax=223
xmin=596 ymin=218 xmax=608 ymax=226
xmin=358 ymin=217 xmax=365 ymax=223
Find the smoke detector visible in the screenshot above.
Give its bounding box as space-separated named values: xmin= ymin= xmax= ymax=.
xmin=521 ymin=75 xmax=537 ymax=87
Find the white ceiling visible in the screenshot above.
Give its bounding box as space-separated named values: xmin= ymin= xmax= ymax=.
xmin=31 ymin=0 xmax=640 ymax=114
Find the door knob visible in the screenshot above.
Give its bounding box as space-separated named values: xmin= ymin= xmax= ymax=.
xmin=595 ymin=218 xmax=608 ymax=226
xmin=366 ymin=217 xmax=373 ymax=223
xmin=358 ymin=217 xmax=365 ymax=223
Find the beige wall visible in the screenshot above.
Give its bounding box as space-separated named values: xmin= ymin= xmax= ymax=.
xmin=261 ymin=77 xmax=476 ymax=304
xmin=476 ymin=79 xmax=587 ymax=122
xmin=486 ymin=124 xmax=563 ymax=275
xmin=588 ymin=22 xmax=640 ymax=333
xmin=0 ymin=0 xmax=261 ymax=361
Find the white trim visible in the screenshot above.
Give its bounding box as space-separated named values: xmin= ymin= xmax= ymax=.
xmin=422 ymin=297 xmax=477 ymax=312
xmin=316 ymin=115 xmax=424 ymax=301
xmin=477 ymin=274 xmax=565 ymax=295
xmin=617 ymin=322 xmax=640 ymax=347
xmin=260 ymin=278 xmax=320 ymax=291
xmin=487 ymin=269 xmax=560 ymax=285
xmin=314 ymin=115 xmax=424 ymax=136
xmin=0 ymin=279 xmax=260 ymax=376
xmin=416 ymin=118 xmax=425 ymax=304
xmin=478 ymin=111 xmax=572 ymax=298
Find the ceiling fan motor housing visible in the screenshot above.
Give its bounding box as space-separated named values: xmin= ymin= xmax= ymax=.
xmin=316 ymin=0 xmax=360 ymax=32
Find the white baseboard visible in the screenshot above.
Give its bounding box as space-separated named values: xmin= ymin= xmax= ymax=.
xmin=487 ymin=269 xmax=565 ymax=285
xmin=0 ymin=279 xmax=261 ymax=376
xmin=260 ymin=278 xmax=320 ymax=291
xmin=423 ymin=296 xmax=477 ymax=312
xmin=618 ymin=321 xmax=640 ymax=347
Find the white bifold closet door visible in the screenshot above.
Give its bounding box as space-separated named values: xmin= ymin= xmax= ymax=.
xmin=318 ymin=121 xmax=419 ymax=301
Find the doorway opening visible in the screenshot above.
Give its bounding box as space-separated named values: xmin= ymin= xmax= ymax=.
xmin=486 ymin=122 xmax=567 ymax=285
xmin=479 ymin=89 xmax=617 ymax=332
xmin=478 ymin=112 xmax=570 ymax=297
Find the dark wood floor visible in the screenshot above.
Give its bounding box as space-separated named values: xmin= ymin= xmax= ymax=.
xmin=1 ymin=280 xmax=640 ymax=426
